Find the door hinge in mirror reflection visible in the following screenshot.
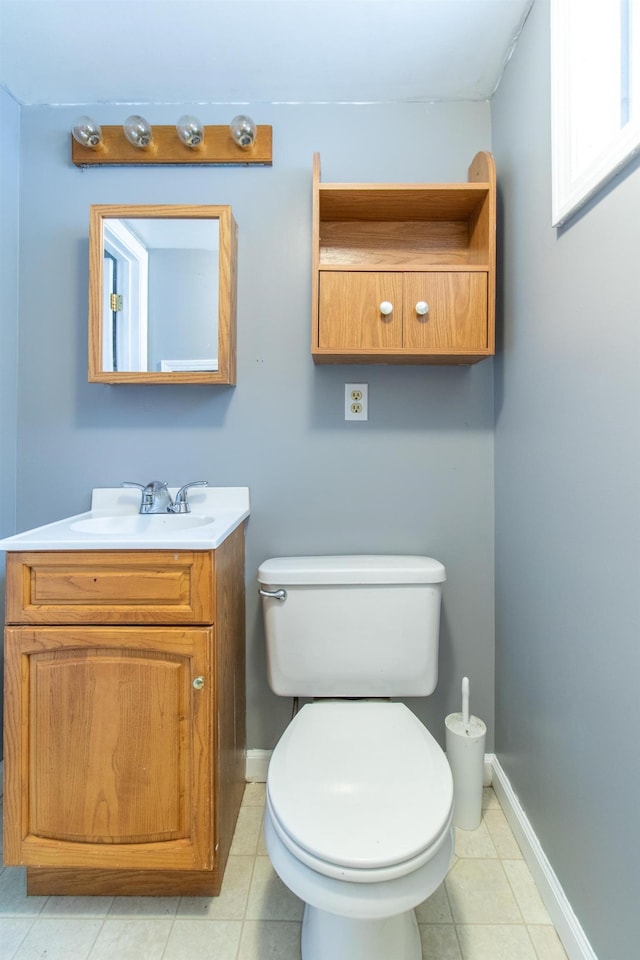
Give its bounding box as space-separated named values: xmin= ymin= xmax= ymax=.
xmin=110 ymin=293 xmax=123 ymax=312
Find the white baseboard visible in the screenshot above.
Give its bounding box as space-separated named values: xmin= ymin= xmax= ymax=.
xmin=483 ymin=757 xmax=492 ymax=786
xmin=246 ymin=749 xmax=272 ymax=782
xmin=488 ymin=755 xmax=598 ymax=960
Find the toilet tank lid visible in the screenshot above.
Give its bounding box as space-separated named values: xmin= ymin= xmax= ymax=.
xmin=257 ymin=555 xmax=446 ymax=585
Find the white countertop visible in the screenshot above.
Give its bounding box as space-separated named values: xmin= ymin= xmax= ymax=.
xmin=0 ymin=487 xmax=250 ymax=551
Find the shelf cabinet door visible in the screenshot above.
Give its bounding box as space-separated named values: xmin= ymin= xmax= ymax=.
xmin=4 ymin=625 xmax=214 ymax=871
xmin=403 ymin=273 xmax=488 ymax=351
xmin=318 ymin=272 xmax=404 ymax=350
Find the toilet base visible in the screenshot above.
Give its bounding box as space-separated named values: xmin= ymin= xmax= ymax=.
xmin=301 ymin=904 xmax=421 ymax=960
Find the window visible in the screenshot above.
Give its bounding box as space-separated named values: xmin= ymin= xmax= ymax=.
xmin=551 ymin=0 xmax=640 ymax=225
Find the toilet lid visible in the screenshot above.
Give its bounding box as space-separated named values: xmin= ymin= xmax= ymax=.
xmin=267 ymin=701 xmax=453 ymax=872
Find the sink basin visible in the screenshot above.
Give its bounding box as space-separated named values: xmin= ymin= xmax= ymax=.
xmin=0 ymin=487 xmax=249 ymax=551
xmin=70 ymin=514 xmax=215 ymax=535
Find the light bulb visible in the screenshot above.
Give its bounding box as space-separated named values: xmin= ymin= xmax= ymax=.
xmin=123 ymin=115 xmax=153 ymax=148
xmin=229 ymin=114 xmax=256 ymax=150
xmin=71 ymin=116 xmax=103 ymax=149
xmin=176 ymin=114 xmax=205 ymax=148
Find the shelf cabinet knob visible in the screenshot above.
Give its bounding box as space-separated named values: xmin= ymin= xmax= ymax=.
xmin=379 ymin=301 xmax=394 ymax=316
xmin=415 ymin=301 xmax=429 ymax=316
xmin=192 ymin=676 xmax=206 ymax=690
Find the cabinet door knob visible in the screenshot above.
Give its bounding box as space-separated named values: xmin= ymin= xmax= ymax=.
xmin=192 ymin=676 xmax=206 ymax=690
xmin=379 ymin=301 xmax=394 ymax=316
xmin=415 ymin=301 xmax=429 ymax=316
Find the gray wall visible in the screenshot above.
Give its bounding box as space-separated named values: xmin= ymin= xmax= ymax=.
xmin=492 ymin=2 xmax=640 ymax=957
xmin=148 ymin=248 xmax=218 ymax=370
xmin=0 ymin=85 xmax=19 ymax=541
xmin=14 ymin=101 xmax=495 ymax=751
xmin=0 ymin=85 xmax=20 ymax=757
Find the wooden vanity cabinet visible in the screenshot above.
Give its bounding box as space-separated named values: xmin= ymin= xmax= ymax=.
xmin=3 ymin=528 xmax=246 ymax=896
xmin=312 ymin=152 xmax=496 ymax=365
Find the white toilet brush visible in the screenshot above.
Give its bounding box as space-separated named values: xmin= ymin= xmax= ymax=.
xmin=445 ymin=677 xmax=487 ymax=830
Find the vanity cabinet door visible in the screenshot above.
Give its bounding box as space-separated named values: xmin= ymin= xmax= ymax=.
xmin=3 ymin=625 xmax=214 ymax=871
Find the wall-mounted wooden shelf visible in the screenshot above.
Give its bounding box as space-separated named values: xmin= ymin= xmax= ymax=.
xmin=311 ymin=152 xmax=496 ymax=365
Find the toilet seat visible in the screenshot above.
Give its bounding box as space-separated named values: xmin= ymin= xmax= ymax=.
xmin=267 ymin=701 xmax=453 ymax=884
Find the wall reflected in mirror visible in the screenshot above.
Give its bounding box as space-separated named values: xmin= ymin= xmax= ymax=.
xmin=89 ymin=205 xmax=237 ymax=385
xmin=103 ymin=217 xmax=219 ymax=374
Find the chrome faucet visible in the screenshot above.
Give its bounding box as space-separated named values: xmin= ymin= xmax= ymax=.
xmin=172 ymin=481 xmax=209 ymax=513
xmin=121 ymin=480 xmax=208 ymax=514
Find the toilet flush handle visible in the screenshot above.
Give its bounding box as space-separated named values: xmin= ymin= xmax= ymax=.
xmin=259 ymin=587 xmax=287 ymax=601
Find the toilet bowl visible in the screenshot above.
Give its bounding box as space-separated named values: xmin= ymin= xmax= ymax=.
xmin=264 ymin=700 xmax=454 ymax=960
xmin=258 ymin=555 xmax=451 ymax=960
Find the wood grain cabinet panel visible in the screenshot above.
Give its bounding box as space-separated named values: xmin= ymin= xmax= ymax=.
xmin=3 ymin=528 xmax=246 ymax=897
xmin=319 ymin=271 xmax=488 ymax=355
xmin=6 ymin=627 xmax=211 ymax=868
xmin=6 ymin=550 xmax=213 ymax=624
xmin=403 ymin=273 xmax=488 ymax=351
xmin=319 ymin=273 xmax=404 ymax=350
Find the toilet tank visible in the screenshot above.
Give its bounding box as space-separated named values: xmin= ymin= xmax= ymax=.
xmin=258 ymin=555 xmax=446 ymax=697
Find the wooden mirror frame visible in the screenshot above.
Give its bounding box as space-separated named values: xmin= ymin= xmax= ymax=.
xmin=88 ymin=204 xmax=237 ymax=384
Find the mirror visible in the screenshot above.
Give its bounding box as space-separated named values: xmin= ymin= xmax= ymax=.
xmin=88 ymin=204 xmax=237 ymax=384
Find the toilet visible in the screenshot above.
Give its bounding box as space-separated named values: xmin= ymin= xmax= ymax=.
xmin=258 ymin=555 xmax=454 ymax=960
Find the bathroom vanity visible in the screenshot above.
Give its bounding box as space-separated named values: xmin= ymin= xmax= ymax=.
xmin=1 ymin=487 xmax=249 ymax=896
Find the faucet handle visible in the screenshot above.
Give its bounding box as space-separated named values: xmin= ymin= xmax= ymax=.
xmin=172 ymin=481 xmax=208 ymax=514
xmin=121 ymin=481 xmax=145 ymax=490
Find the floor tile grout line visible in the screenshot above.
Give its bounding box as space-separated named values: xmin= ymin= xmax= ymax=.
xmin=236 ymin=835 xmax=262 ymax=956
xmin=453 ymin=920 xmax=537 ymax=926
xmin=83 ymin=911 xmax=110 ymax=960
xmin=452 ymin=919 xmax=465 ymax=957
xmin=232 ymin=789 xmax=259 ymax=960
xmin=423 ymin=812 xmax=460 ymax=949
xmin=244 ymin=841 xmax=260 ymax=923
xmin=101 ymin=895 xmax=116 ymax=918
xmin=156 ymin=901 xmax=180 ymax=960
xmin=497 ymin=855 xmax=526 ymax=925
xmin=33 ymin=883 xmax=49 ymax=921
xmin=522 ymin=921 xmax=543 ymax=960
xmin=6 ymin=914 xmax=37 ymax=960
xmin=501 ymin=863 xmax=529 ymax=926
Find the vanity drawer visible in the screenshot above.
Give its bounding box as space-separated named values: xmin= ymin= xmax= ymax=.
xmin=5 ymin=551 xmax=214 ymax=625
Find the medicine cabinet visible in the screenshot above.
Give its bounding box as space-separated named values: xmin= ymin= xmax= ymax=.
xmin=88 ymin=204 xmax=237 ymax=384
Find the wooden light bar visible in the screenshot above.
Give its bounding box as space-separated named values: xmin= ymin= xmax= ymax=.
xmin=72 ymin=124 xmax=272 ymax=167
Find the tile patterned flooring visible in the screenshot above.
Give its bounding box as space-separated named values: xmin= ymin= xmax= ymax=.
xmin=0 ymin=785 xmax=569 ymax=960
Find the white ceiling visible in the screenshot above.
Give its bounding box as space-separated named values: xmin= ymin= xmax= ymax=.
xmin=0 ymin=0 xmax=534 ymax=107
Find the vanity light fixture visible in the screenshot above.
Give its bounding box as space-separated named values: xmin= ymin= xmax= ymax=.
xmin=123 ymin=114 xmax=153 ymax=149
xmin=229 ymin=114 xmax=256 ymax=149
xmin=176 ymin=114 xmax=205 ymax=148
xmin=71 ymin=113 xmax=272 ymax=166
xmin=71 ymin=116 xmax=103 ymax=150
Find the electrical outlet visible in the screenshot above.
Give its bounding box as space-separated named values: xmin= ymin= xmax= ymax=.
xmin=345 ymin=383 xmax=368 ymax=421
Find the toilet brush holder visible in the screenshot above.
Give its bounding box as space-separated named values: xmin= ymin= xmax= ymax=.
xmin=445 ymin=677 xmax=486 ymax=831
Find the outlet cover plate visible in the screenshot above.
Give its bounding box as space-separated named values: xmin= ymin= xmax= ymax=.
xmin=345 ymin=383 xmax=368 ymax=421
